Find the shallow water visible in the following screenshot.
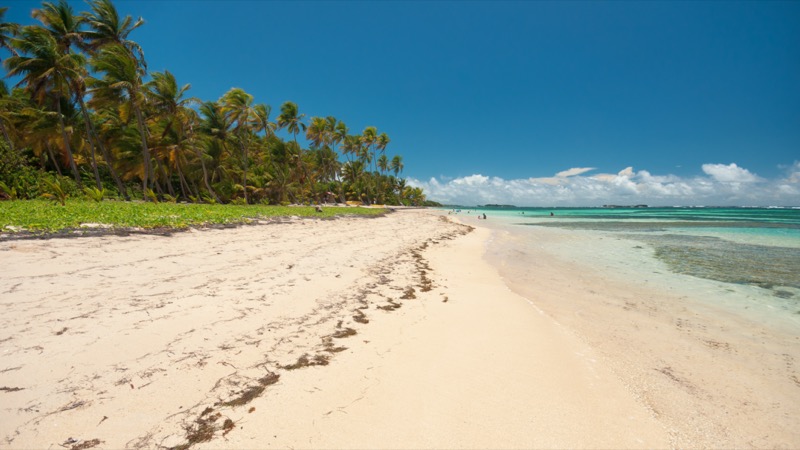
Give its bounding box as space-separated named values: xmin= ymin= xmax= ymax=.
xmin=444 ymin=206 xmax=800 ymax=328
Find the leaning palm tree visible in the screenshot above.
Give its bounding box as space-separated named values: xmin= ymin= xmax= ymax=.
xmin=80 ymin=0 xmax=145 ymax=68
xmin=89 ymin=43 xmax=153 ymax=193
xmin=5 ymin=26 xmax=84 ymax=185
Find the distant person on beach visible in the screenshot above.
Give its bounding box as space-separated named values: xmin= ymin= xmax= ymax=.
xmin=550 ymin=212 xmax=554 ymax=216
xmin=482 ymin=213 xmax=487 ymax=219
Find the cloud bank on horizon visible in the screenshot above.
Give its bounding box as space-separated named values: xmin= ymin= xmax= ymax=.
xmin=409 ymin=162 xmax=800 ymax=207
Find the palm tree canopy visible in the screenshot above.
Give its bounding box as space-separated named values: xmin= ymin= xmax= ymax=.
xmin=252 ymin=103 xmax=275 ymax=138
xmin=306 ymin=116 xmax=329 ymax=148
xmin=277 ymin=101 xmax=306 ymax=137
xmin=220 ymin=87 xmax=254 ymax=133
xmin=89 ymin=43 xmax=144 ymax=107
xmin=31 ymin=0 xmax=82 ymax=53
xmin=391 ymin=155 xmax=404 ymax=175
xmin=145 ymin=70 xmax=193 ymax=115
xmin=81 ymin=0 xmax=145 ymax=66
xmin=377 ymin=153 xmax=389 ymax=172
xmin=376 ymin=132 xmax=390 ymax=151
xmin=361 ymin=126 xmax=377 ymax=146
xmin=5 ymin=26 xmax=86 ymax=105
xmin=198 ymin=100 xmax=231 ymax=141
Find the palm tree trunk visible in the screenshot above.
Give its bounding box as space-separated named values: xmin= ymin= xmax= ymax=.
xmin=0 ymin=121 xmax=14 ymax=155
xmin=240 ymin=139 xmax=248 ymax=203
xmin=156 ymin=156 xmax=175 ymax=197
xmin=192 ymin=146 xmax=220 ymax=203
xmin=46 ymin=144 xmax=63 ymax=176
xmin=175 ymin=156 xmax=190 ymax=200
xmin=81 ymin=113 xmax=103 ymax=190
xmin=133 ymin=105 xmax=152 ymax=193
xmin=56 ymin=96 xmax=82 ymax=187
xmin=188 ymin=177 xmax=200 ymax=199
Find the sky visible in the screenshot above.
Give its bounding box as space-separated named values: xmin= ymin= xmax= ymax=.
xmin=4 ymin=0 xmax=800 ymax=206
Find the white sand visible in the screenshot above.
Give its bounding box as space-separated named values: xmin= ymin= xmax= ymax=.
xmin=1 ymin=209 xmax=793 ymax=448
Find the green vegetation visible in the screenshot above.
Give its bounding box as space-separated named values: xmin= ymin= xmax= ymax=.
xmin=0 ymin=1 xmax=429 ymax=207
xmin=0 ymin=199 xmax=384 ymax=233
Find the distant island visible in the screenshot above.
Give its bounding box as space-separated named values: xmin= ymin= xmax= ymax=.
xmin=481 ymin=204 xmax=518 ymax=208
xmin=603 ymin=204 xmax=649 ymax=208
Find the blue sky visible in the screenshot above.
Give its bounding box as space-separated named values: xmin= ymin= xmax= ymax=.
xmin=4 ymin=0 xmax=800 ymax=205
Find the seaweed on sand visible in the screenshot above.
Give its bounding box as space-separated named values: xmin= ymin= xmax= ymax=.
xmin=282 ymin=354 xmax=330 ymax=370
xmin=217 ymin=373 xmax=280 ymax=408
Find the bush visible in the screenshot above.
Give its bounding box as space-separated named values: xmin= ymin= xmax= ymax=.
xmin=0 ymin=143 xmax=46 ymax=199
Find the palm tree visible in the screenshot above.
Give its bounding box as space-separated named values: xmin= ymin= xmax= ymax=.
xmin=71 ymin=74 xmax=103 ymax=189
xmin=80 ymin=0 xmax=145 ymax=68
xmin=81 ymin=0 xmax=146 ymax=197
xmin=5 ymin=26 xmax=84 ymax=185
xmin=145 ymin=70 xmax=197 ymax=199
xmin=390 ymin=155 xmax=403 ymax=176
xmin=221 ymin=87 xmax=255 ymax=203
xmin=377 ymin=154 xmax=389 ymax=174
xmin=376 ymin=132 xmax=390 ymax=156
xmin=198 ymin=100 xmax=235 ymax=200
xmin=277 ymin=101 xmax=305 ymax=149
xmin=334 ymin=120 xmax=349 ymax=158
xmin=277 ymin=101 xmax=308 ymax=199
xmin=360 ymin=126 xmax=377 ymax=162
xmin=252 ymin=104 xmax=276 ymax=141
xmin=90 ymin=43 xmax=152 ymax=193
xmin=180 ymin=107 xmax=219 ymax=202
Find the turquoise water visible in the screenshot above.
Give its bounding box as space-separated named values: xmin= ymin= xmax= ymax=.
xmin=445 ymin=206 xmax=800 ymax=295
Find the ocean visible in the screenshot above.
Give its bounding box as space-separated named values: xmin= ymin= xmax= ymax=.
xmin=444 ymin=206 xmax=800 ymax=330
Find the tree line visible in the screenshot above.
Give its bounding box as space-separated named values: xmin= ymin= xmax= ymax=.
xmin=0 ymin=0 xmax=430 ymax=206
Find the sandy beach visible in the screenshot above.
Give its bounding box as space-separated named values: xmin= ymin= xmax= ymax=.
xmin=1 ymin=209 xmax=797 ymax=448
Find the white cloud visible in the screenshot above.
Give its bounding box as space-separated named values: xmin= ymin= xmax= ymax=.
xmin=555 ymin=167 xmax=595 ymax=178
xmin=701 ymin=163 xmax=761 ymax=183
xmin=785 ymin=161 xmax=800 ymax=184
xmin=409 ymin=163 xmax=800 ymax=206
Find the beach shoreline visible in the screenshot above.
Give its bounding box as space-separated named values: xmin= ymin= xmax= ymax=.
xmin=459 ymin=211 xmax=800 ymax=448
xmin=1 ymin=209 xmax=797 ymax=448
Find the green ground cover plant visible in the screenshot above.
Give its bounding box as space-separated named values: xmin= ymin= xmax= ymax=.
xmin=0 ymin=199 xmax=385 ymax=234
